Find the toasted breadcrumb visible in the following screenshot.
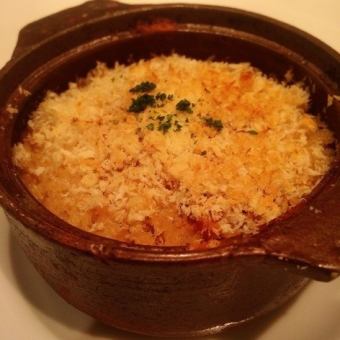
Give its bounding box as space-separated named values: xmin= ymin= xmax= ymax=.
xmin=13 ymin=54 xmax=335 ymax=248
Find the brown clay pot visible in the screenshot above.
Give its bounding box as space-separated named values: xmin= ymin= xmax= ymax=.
xmin=0 ymin=1 xmax=339 ymax=337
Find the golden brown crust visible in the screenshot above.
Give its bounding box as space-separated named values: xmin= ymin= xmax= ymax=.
xmin=13 ymin=55 xmax=335 ymax=247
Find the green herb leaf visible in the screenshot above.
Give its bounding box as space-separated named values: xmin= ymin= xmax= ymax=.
xmin=156 ymin=92 xmax=167 ymax=101
xmin=128 ymin=94 xmax=155 ymax=113
xmin=247 ymin=130 xmax=258 ymax=135
xmin=129 ymin=81 xmax=156 ymax=93
xmin=158 ymin=114 xmax=173 ymax=134
xmin=146 ymin=123 xmax=154 ymax=131
xmin=176 ymin=99 xmax=193 ymax=113
xmin=203 ymin=116 xmax=223 ymax=132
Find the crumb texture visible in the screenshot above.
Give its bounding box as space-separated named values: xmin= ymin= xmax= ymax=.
xmin=13 ymin=54 xmax=335 ymax=248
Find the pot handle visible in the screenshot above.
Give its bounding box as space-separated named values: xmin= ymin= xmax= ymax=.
xmin=13 ymin=0 xmax=129 ymax=59
xmin=255 ymin=162 xmax=340 ymax=280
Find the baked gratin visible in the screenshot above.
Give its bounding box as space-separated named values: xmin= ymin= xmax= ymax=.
xmin=13 ymin=54 xmax=335 ymax=248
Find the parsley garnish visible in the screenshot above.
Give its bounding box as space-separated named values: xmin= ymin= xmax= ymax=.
xmin=156 ymin=92 xmax=167 ymax=101
xmin=129 ymin=81 xmax=156 ymax=93
xmin=128 ymin=94 xmax=155 ymax=113
xmin=176 ymin=99 xmax=193 ymax=113
xmin=247 ymin=130 xmax=258 ymax=135
xmin=158 ymin=114 xmax=173 ymax=134
xmin=146 ymin=123 xmax=154 ymax=131
xmin=203 ymin=116 xmax=223 ymax=132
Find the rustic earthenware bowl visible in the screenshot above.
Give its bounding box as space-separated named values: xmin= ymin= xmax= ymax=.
xmin=0 ymin=0 xmax=339 ymax=337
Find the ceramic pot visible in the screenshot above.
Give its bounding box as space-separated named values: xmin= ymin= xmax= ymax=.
xmin=0 ymin=1 xmax=339 ymax=336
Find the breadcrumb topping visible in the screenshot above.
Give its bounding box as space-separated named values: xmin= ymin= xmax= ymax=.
xmin=13 ymin=54 xmax=335 ymax=248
